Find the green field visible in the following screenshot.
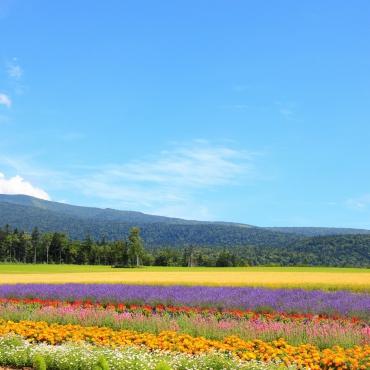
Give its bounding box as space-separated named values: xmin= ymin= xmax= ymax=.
xmin=0 ymin=264 xmax=369 ymax=291
xmin=0 ymin=264 xmax=368 ymax=274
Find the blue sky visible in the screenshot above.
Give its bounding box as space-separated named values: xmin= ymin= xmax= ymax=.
xmin=0 ymin=0 xmax=370 ymax=227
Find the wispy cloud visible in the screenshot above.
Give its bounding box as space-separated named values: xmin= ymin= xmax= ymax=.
xmin=5 ymin=58 xmax=26 ymax=95
xmin=72 ymin=140 xmax=256 ymax=218
xmin=100 ymin=141 xmax=251 ymax=187
xmin=7 ymin=60 xmax=23 ymax=80
xmin=275 ymin=101 xmax=300 ymax=122
xmin=346 ymin=194 xmax=370 ymax=210
xmin=0 ymin=93 xmax=11 ymax=108
xmin=0 ymin=172 xmax=50 ymax=200
xmin=0 ymin=153 xmax=64 ymax=187
xmin=0 ymin=140 xmax=258 ymax=219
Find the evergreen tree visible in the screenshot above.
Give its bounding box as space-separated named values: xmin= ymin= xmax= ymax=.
xmin=31 ymin=227 xmax=40 ymax=264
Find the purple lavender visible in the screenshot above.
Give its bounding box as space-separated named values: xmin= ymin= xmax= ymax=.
xmin=0 ymin=284 xmax=369 ymax=318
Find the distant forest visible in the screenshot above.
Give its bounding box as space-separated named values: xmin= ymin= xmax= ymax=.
xmin=0 ymin=225 xmax=369 ymax=267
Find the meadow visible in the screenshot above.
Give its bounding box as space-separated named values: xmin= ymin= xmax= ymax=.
xmin=0 ymin=265 xmax=369 ymax=369
xmin=0 ymin=264 xmax=369 ymax=291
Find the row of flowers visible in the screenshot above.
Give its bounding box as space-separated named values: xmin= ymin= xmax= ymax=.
xmin=0 ymin=334 xmax=297 ymax=370
xmin=1 ymin=284 xmax=369 ymax=319
xmin=0 ymin=297 xmax=364 ymax=323
xmin=0 ymin=301 xmax=368 ymax=349
xmin=0 ymin=319 xmax=369 ymax=369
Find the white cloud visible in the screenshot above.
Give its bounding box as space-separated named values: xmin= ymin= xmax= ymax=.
xmin=6 ymin=59 xmax=26 ymax=95
xmin=71 ymin=140 xmax=256 ymax=218
xmin=0 ymin=172 xmax=50 ymax=200
xmin=0 ymin=140 xmax=258 ymax=219
xmin=7 ymin=63 xmax=23 ymax=80
xmin=275 ymin=101 xmax=300 ymax=122
xmin=346 ymin=194 xmax=370 ymax=210
xmin=100 ymin=141 xmax=251 ymax=188
xmin=0 ymin=94 xmax=11 ymax=108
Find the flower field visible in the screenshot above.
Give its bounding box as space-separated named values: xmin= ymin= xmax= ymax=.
xmin=1 ymin=267 xmax=369 ymax=292
xmin=0 ymin=284 xmax=369 ymax=369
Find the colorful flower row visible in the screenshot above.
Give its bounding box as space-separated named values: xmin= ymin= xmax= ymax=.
xmin=1 ymin=297 xmax=363 ymax=323
xmin=0 ymin=301 xmax=368 ymax=348
xmin=0 ymin=335 xmax=297 ymax=370
xmin=1 ymin=284 xmax=369 ymax=318
xmin=0 ymin=319 xmax=369 ymax=369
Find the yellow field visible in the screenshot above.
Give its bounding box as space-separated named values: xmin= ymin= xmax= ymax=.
xmin=1 ymin=269 xmax=369 ymax=291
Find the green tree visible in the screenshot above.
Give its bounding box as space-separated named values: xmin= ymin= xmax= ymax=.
xmin=41 ymin=232 xmax=53 ymax=264
xmin=49 ymin=232 xmax=68 ymax=264
xmin=31 ymin=227 xmax=40 ymax=264
xmin=128 ymin=227 xmax=144 ymax=267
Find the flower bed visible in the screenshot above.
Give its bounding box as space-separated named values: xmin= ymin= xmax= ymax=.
xmin=0 ymin=335 xmax=297 ymax=370
xmin=1 ymin=284 xmax=369 ymax=319
xmin=0 ymin=320 xmax=369 ymax=369
xmin=0 ymin=284 xmax=369 ymax=369
xmin=0 ymin=300 xmax=368 ymax=349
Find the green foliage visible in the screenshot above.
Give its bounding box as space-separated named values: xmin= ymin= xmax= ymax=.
xmin=0 ymin=224 xmax=369 ymax=267
xmin=128 ymin=227 xmax=145 ymax=266
xmin=33 ymin=354 xmax=47 ymax=370
xmin=96 ymin=356 xmax=110 ymax=370
xmin=92 ymin=356 xmax=110 ymax=370
xmin=154 ymin=361 xmax=172 ymax=370
xmin=0 ymin=334 xmax=23 ymax=347
xmin=268 ymin=226 xmax=370 ymax=236
xmin=0 ymin=195 xmax=369 ymax=268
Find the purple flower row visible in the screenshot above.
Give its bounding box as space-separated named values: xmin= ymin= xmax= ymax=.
xmin=0 ymin=284 xmax=369 ymax=318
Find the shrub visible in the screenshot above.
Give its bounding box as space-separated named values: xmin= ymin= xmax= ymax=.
xmin=94 ymin=356 xmax=110 ymax=370
xmin=33 ymin=354 xmax=47 ymax=370
xmin=154 ymin=361 xmax=172 ymax=370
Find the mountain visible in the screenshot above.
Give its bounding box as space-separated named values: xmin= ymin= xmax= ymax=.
xmin=267 ymin=227 xmax=370 ymax=237
xmin=0 ymin=194 xmax=298 ymax=247
xmin=1 ymin=194 xmax=369 ymax=248
xmin=0 ymin=194 xmax=197 ymax=224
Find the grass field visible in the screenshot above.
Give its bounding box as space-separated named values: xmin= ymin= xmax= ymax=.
xmin=0 ymin=264 xmax=369 ymax=291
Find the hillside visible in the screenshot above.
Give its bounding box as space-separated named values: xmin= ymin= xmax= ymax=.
xmin=0 ymin=194 xmax=299 ymax=247
xmin=1 ymin=194 xmax=370 ymax=249
xmin=268 ymin=227 xmax=370 ymax=237
xmin=1 ymin=195 xmax=369 ymax=267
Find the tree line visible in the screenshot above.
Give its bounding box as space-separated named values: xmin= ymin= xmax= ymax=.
xmin=0 ymin=225 xmax=369 ymax=267
xmin=0 ymin=225 xmax=146 ymax=267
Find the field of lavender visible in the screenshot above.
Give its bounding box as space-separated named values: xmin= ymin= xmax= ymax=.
xmin=0 ymin=282 xmax=368 ymax=369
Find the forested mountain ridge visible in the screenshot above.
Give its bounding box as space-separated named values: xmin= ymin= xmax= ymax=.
xmin=0 ymin=224 xmax=369 ymax=267
xmin=268 ymin=227 xmax=370 ymax=237
xmin=0 ymin=195 xmax=298 ymax=247
xmin=0 ymin=194 xmax=201 ymax=224
xmin=1 ymin=194 xmax=370 ymax=248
